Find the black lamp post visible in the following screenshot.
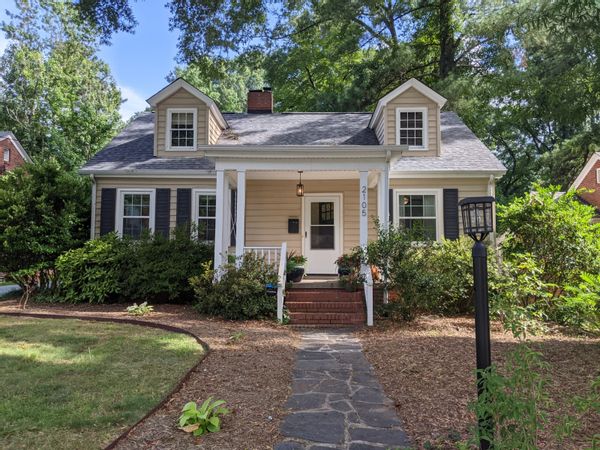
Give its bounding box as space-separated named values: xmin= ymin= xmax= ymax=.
xmin=458 ymin=196 xmax=495 ymax=450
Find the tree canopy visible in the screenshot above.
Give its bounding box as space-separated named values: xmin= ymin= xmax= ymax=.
xmin=6 ymin=0 xmax=600 ymax=198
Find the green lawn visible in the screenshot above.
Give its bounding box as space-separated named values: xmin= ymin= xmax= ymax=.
xmin=0 ymin=316 xmax=204 ymax=449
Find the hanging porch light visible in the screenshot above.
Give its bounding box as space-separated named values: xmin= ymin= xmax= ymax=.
xmin=296 ymin=171 xmax=304 ymax=197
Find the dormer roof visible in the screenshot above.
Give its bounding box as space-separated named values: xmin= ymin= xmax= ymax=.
xmin=146 ymin=78 xmax=228 ymax=129
xmin=368 ymin=78 xmax=447 ymax=128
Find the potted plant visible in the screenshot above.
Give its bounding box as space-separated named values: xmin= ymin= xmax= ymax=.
xmin=335 ymin=248 xmax=362 ymax=277
xmin=286 ymin=251 xmax=307 ymax=283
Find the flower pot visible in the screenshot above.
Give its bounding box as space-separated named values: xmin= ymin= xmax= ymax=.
xmin=287 ymin=267 xmax=305 ymax=283
xmin=337 ymin=267 xmax=351 ymax=277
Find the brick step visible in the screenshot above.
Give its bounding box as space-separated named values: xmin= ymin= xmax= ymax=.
xmin=289 ymin=312 xmax=366 ymax=325
xmin=286 ymin=301 xmax=365 ymax=313
xmin=286 ymin=289 xmax=364 ymax=303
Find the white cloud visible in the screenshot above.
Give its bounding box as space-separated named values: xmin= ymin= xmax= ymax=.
xmin=119 ymin=85 xmax=148 ymax=121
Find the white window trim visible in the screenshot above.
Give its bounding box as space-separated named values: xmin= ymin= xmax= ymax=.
xmin=115 ymin=188 xmax=156 ymax=238
xmin=393 ymin=189 xmax=443 ymax=241
xmin=3 ymin=148 xmax=9 ymax=163
xmin=191 ymin=188 xmax=217 ymax=241
xmin=166 ymin=107 xmax=197 ymax=151
xmin=395 ymin=107 xmax=428 ymax=150
xmin=597 ymin=168 xmax=600 ymax=184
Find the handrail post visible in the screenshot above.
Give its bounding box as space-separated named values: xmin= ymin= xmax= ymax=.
xmin=277 ymin=242 xmax=287 ymax=322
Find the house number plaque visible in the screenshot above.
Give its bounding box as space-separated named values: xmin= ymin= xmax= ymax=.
xmin=361 ymin=184 xmax=368 ymax=217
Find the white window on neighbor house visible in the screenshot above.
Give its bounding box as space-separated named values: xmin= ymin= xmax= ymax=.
xmin=192 ymin=190 xmax=216 ymax=242
xmin=116 ymin=189 xmax=155 ymax=239
xmin=167 ymin=108 xmax=197 ymax=150
xmin=395 ymin=107 xmax=428 ymax=150
xmin=395 ymin=190 xmax=442 ymax=241
xmin=596 ymin=168 xmax=600 ymax=184
xmin=3 ymin=148 xmax=9 ymax=163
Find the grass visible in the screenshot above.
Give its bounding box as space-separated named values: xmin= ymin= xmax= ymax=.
xmin=0 ymin=316 xmax=204 ymax=449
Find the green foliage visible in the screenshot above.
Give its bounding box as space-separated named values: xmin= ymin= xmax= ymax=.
xmin=55 ymin=232 xmax=212 ymax=304
xmin=178 ymin=397 xmax=229 ymax=437
xmin=191 ymin=253 xmax=278 ymax=320
xmin=469 ymin=344 xmax=550 ymax=450
xmin=556 ymin=376 xmax=600 ymax=447
xmin=126 ymin=302 xmax=154 ymax=316
xmin=552 ymin=273 xmax=600 ymax=333
xmin=336 ymin=247 xmax=364 ymax=292
xmin=286 ymin=251 xmax=307 ymax=273
xmin=499 ymin=185 xmax=600 ymax=289
xmin=0 ymin=160 xmax=89 ymax=276
xmin=0 ymin=1 xmax=122 ymax=169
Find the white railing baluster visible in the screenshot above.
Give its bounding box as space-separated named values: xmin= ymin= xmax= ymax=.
xmin=362 ymin=263 xmax=374 ymax=326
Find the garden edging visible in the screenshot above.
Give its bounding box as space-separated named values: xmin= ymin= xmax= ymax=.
xmin=0 ymin=311 xmax=211 ymax=450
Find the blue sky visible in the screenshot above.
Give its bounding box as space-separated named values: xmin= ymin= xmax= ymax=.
xmin=0 ymin=0 xmax=181 ymax=120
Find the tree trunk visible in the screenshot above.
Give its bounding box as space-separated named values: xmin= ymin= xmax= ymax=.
xmin=439 ymin=0 xmax=457 ymax=79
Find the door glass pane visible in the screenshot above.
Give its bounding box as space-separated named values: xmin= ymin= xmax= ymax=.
xmin=311 ymin=202 xmax=334 ymax=225
xmin=311 ymin=225 xmax=334 ymax=249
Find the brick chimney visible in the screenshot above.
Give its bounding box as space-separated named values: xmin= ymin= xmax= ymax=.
xmin=247 ymin=87 xmax=273 ymax=113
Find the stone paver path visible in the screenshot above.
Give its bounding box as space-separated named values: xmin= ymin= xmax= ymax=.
xmin=276 ymin=330 xmax=411 ymax=450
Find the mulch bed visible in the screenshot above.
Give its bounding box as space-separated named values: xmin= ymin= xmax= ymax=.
xmin=358 ymin=316 xmax=600 ymax=449
xmin=0 ymin=299 xmax=300 ymax=450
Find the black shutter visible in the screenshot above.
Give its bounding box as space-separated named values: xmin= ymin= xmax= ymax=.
xmin=443 ymin=188 xmax=459 ymax=240
xmin=388 ymin=189 xmax=394 ymax=226
xmin=176 ymin=188 xmax=192 ymax=230
xmin=155 ymin=188 xmax=171 ymax=237
xmin=99 ymin=188 xmax=116 ymax=236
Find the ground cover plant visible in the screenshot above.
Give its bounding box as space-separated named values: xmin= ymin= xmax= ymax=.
xmin=0 ymin=316 xmax=203 ymax=449
xmin=178 ymin=397 xmax=229 ymax=437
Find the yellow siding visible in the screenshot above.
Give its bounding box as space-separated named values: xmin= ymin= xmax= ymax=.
xmin=385 ymin=87 xmax=439 ymax=155
xmin=245 ymin=179 xmax=377 ymax=255
xmin=374 ymin=114 xmax=386 ymax=145
xmin=94 ymin=177 xmax=216 ymax=237
xmin=156 ymin=88 xmax=208 ymax=156
xmin=389 ymin=177 xmax=490 ymax=235
xmin=208 ymin=110 xmax=222 ymax=144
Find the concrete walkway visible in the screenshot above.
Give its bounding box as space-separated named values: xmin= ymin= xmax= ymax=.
xmin=275 ymin=330 xmax=411 ymax=450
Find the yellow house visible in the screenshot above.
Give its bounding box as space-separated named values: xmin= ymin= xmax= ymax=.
xmin=80 ymin=78 xmax=506 ymax=325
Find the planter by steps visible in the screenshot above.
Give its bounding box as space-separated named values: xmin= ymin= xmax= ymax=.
xmin=287 ymin=266 xmax=305 ymax=283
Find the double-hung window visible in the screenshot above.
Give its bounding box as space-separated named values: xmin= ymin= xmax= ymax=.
xmin=395 ymin=190 xmax=441 ymax=241
xmin=3 ymin=148 xmax=9 ymax=162
xmin=167 ymin=108 xmax=197 ymax=150
xmin=396 ymin=107 xmax=428 ymax=150
xmin=116 ymin=189 xmax=155 ymax=239
xmin=192 ymin=190 xmax=216 ymax=241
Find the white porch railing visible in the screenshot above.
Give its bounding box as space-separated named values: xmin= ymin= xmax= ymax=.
xmin=361 ymin=263 xmax=374 ymax=326
xmin=243 ymin=243 xmax=287 ymax=322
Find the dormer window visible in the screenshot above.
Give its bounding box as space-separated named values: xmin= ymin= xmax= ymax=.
xmin=396 ymin=107 xmax=428 ymax=150
xmin=166 ymin=108 xmax=197 ymax=151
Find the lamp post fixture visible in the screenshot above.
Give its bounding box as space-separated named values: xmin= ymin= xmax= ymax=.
xmin=296 ymin=171 xmax=304 ymax=197
xmin=458 ymin=196 xmax=495 ymax=450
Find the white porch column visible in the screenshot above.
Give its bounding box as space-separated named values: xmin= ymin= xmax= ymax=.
xmin=235 ymin=169 xmax=246 ymax=262
xmin=214 ymin=169 xmax=226 ymax=275
xmin=359 ymin=170 xmax=369 ymax=248
xmin=359 ymin=170 xmax=373 ymax=326
xmin=377 ymin=168 xmax=389 ymax=230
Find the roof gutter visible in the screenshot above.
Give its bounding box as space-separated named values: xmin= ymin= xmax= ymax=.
xmin=78 ymin=169 xmax=217 ymax=177
xmin=201 ymin=145 xmax=409 ymax=159
xmin=390 ymin=169 xmax=507 ymax=179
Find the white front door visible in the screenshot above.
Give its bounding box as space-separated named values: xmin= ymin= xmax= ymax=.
xmin=303 ymin=194 xmax=342 ymax=274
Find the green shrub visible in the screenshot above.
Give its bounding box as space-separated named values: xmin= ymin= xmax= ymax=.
xmin=191 ymin=253 xmax=278 ymax=320
xmin=55 ymin=230 xmax=212 ymax=304
xmin=126 ymin=302 xmax=154 ymax=316
xmin=55 ymin=234 xmax=128 ymax=303
xmin=552 ymin=273 xmax=600 ymax=333
xmin=121 ymin=228 xmax=213 ymax=303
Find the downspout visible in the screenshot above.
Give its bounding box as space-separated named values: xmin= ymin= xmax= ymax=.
xmin=90 ymin=174 xmax=96 ymax=240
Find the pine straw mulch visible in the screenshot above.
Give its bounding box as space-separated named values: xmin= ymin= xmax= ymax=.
xmin=358 ymin=316 xmax=600 ymax=449
xmin=0 ymin=299 xmax=301 ymax=450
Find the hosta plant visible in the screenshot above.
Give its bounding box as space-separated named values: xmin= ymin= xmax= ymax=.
xmin=178 ymin=397 xmax=229 ymax=437
xmin=126 ymin=301 xmax=154 ymax=316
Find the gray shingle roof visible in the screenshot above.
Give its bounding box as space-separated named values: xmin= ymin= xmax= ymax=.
xmin=391 ymin=112 xmax=506 ymax=173
xmin=219 ymin=113 xmax=378 ymax=145
xmin=81 ymin=110 xmax=505 ymax=174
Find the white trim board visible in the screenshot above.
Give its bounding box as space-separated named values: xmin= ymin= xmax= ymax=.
xmin=115 ymin=188 xmax=156 ymax=238
xmin=570 ymin=152 xmax=600 ymax=190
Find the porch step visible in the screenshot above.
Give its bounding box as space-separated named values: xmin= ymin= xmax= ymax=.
xmin=285 ymin=288 xmax=365 ymax=326
xmin=288 ymin=312 xmax=366 ymax=326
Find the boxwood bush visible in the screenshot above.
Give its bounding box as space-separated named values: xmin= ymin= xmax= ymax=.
xmin=191 ymin=252 xmax=278 ymax=320
xmin=55 ymin=229 xmax=212 ymax=303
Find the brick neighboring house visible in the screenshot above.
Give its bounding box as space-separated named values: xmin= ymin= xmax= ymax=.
xmin=570 ymin=152 xmax=600 ymax=223
xmin=0 ymin=132 xmax=32 ymax=175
